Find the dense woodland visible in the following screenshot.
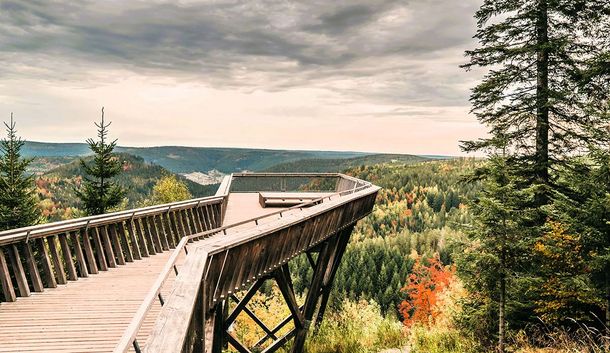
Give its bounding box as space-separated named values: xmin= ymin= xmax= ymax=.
xmin=1 ymin=0 xmax=609 ymax=351
xmin=291 ymin=159 xmax=478 ymax=318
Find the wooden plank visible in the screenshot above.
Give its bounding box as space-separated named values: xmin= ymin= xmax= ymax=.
xmin=23 ymin=242 xmax=44 ymax=292
xmin=155 ymin=215 xmax=170 ymax=251
xmin=58 ymin=234 xmax=78 ymax=281
xmin=71 ymin=231 xmax=88 ymax=278
xmin=91 ymin=228 xmax=108 ymax=271
xmin=99 ymin=226 xmax=117 ymax=268
xmin=82 ymin=229 xmax=99 ymax=275
xmin=47 ymin=235 xmax=67 ymax=285
xmin=7 ymin=244 xmax=30 ymax=297
xmin=108 ymin=224 xmax=126 ymax=266
xmin=161 ymin=213 xmax=176 ymax=248
xmin=36 ymin=238 xmax=57 ymax=288
xmin=147 ymin=216 xmax=163 ymax=253
xmin=0 ymin=247 xmax=16 ymax=302
xmin=145 ymin=246 xmax=209 ymax=353
xmin=168 ymin=211 xmax=182 ymax=244
xmin=116 ymin=222 xmax=134 ymax=262
xmin=124 ymin=220 xmax=141 ymax=260
xmin=132 ymin=219 xmax=149 ymax=257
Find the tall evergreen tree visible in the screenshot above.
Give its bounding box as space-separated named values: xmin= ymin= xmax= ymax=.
xmin=462 ymin=0 xmax=610 ymax=207
xmin=457 ymin=146 xmax=535 ymax=352
xmin=0 ymin=114 xmax=41 ymax=230
xmin=75 ymin=108 xmax=124 ymax=215
xmin=552 ymin=148 xmax=610 ymax=326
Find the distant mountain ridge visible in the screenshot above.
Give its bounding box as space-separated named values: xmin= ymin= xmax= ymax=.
xmin=22 ymin=141 xmax=442 ymax=174
xmin=264 ymin=154 xmax=432 ymax=173
xmin=23 ymin=142 xmax=370 ymax=173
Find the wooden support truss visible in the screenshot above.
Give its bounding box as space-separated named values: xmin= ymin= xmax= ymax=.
xmin=205 ymin=226 xmax=354 ymax=353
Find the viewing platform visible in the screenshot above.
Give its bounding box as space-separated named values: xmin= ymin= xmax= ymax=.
xmin=0 ymin=173 xmax=379 ymax=353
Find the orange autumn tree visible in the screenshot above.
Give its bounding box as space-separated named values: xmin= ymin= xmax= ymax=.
xmin=399 ymin=255 xmax=454 ymax=327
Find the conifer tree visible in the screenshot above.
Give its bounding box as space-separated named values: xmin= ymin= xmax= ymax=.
xmin=0 ymin=114 xmax=41 ymax=230
xmin=76 ymin=108 xmax=124 ymax=215
xmin=457 ymin=143 xmax=535 ymax=353
xmin=552 ymin=148 xmax=610 ymax=326
xmin=462 ymin=0 xmax=610 ymax=207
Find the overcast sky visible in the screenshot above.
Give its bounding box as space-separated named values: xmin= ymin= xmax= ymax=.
xmin=0 ymin=0 xmax=486 ymax=155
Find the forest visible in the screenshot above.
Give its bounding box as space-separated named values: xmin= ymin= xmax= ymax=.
xmin=1 ymin=0 xmax=609 ymax=352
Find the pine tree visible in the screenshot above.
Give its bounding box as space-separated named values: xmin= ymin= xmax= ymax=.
xmin=457 ymin=145 xmax=536 ymax=352
xmin=552 ymin=148 xmax=610 ymax=326
xmin=462 ymin=0 xmax=610 ymax=207
xmin=75 ymin=108 xmax=125 ymax=215
xmin=0 ymin=114 xmax=42 ymax=231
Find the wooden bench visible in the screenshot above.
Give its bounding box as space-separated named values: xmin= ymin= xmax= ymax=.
xmin=258 ymin=192 xmax=330 ymax=208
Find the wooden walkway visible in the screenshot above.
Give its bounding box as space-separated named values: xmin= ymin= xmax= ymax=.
xmin=0 ymin=173 xmax=378 ymax=353
xmin=0 ymin=249 xmax=185 ymax=353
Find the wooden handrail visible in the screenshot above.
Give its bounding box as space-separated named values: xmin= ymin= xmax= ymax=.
xmin=113 ymin=236 xmax=190 ymax=353
xmin=0 ymin=195 xmax=226 ymax=246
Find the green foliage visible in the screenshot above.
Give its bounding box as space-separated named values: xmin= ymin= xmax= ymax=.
xmin=408 ymin=325 xmax=479 ymax=353
xmin=0 ymin=115 xmax=42 ymax=230
xmin=39 ymin=153 xmax=216 ymax=221
xmin=455 ymin=154 xmax=538 ymax=348
xmin=75 ymin=109 xmax=125 ymax=215
xmin=141 ymin=174 xmax=193 ymax=206
xmin=291 ymin=159 xmax=478 ymax=317
xmin=265 ymin=154 xmax=429 ymax=173
xmin=462 ymin=0 xmax=610 ymax=173
xmin=304 ymin=299 xmax=406 ymax=353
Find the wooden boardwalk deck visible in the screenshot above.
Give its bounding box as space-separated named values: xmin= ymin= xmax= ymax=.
xmin=0 ymin=173 xmax=377 ymax=353
xmin=0 ymin=250 xmax=185 ymax=353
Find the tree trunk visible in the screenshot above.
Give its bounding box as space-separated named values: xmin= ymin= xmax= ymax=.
xmin=535 ymin=0 xmax=550 ymax=204
xmin=499 ymin=252 xmax=506 ymax=353
xmin=606 ymin=270 xmax=610 ymax=328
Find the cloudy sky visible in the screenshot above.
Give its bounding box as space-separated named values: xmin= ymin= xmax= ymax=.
xmin=0 ymin=0 xmax=486 ymax=155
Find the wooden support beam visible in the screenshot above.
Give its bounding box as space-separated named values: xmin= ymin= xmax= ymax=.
xmin=58 ymin=233 xmax=78 ymax=281
xmin=47 ymin=235 xmax=67 ymax=285
xmin=253 ymin=307 xmax=302 ymax=347
xmin=36 ymin=238 xmax=57 ymax=288
xmin=316 ymin=226 xmax=353 ymax=325
xmin=0 ymin=247 xmax=16 ymax=302
xmin=261 ymin=329 xmax=297 ymax=353
xmin=155 ymin=215 xmax=170 ymax=251
xmin=147 ymin=216 xmax=163 ymax=253
xmin=59 ymin=233 xmax=78 ymax=281
xmin=225 ymin=277 xmax=267 ymax=327
xmin=212 ymin=301 xmax=225 ymax=353
xmin=133 ymin=219 xmax=150 ymax=257
xmin=124 ymin=220 xmax=141 ymax=260
xmin=290 ymin=236 xmax=337 ymax=353
xmin=274 ymin=265 xmax=304 ymax=329
xmin=71 ymin=231 xmax=89 ymax=278
xmin=7 ymin=244 xmax=29 ymax=297
xmin=226 ymin=333 xmax=252 ymax=353
xmin=91 ymin=227 xmax=108 ymax=271
xmin=22 ymin=242 xmax=44 ymax=292
xmin=108 ymin=224 xmax=126 ymax=266
xmin=230 ymin=294 xmax=278 ymax=342
xmin=82 ymin=229 xmax=98 ymax=274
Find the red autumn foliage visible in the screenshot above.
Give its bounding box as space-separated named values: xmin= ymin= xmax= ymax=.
xmin=398 ymin=255 xmax=454 ymax=328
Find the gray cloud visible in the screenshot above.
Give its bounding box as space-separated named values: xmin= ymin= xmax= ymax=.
xmin=0 ymin=0 xmax=481 ymax=109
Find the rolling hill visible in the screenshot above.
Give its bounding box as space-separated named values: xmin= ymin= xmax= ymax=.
xmin=37 ymin=153 xmax=218 ymax=221
xmin=23 ymin=142 xmax=369 ymax=173
xmin=264 ymin=154 xmax=432 ymax=173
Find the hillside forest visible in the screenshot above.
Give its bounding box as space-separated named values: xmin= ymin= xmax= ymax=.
xmin=1 ymin=0 xmax=610 ymax=352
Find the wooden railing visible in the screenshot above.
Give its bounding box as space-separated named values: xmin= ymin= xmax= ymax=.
xmin=0 ymin=195 xmax=225 ymax=303
xmin=138 ymin=175 xmax=379 ymax=353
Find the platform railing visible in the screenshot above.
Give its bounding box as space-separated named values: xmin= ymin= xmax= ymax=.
xmin=0 ymin=194 xmax=226 ymax=303
xmin=136 ymin=174 xmax=379 ymax=353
